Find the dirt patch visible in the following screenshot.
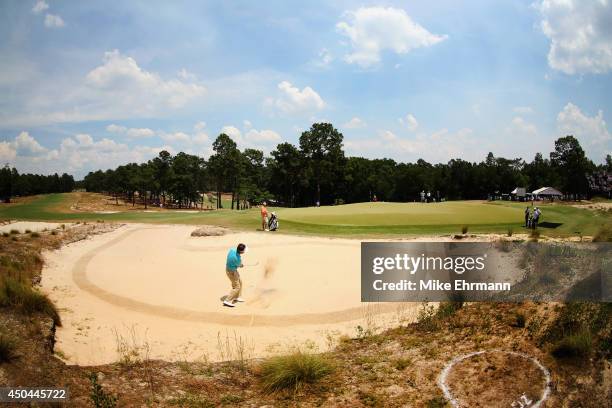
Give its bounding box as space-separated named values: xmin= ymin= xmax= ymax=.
xmin=442 ymin=350 xmax=550 ymax=407
xmin=572 ymin=202 xmax=612 ymax=211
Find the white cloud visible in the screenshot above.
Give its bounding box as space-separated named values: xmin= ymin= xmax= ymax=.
xmin=557 ymin=102 xmax=611 ymax=159
xmin=499 ymin=116 xmax=549 ymax=159
xmin=193 ymin=122 xmax=209 ymax=144
xmin=194 ymin=121 xmax=207 ymax=132
xmin=32 ymin=1 xmax=49 ymax=14
xmin=513 ymin=106 xmax=534 ymax=114
xmin=221 ymin=125 xmax=242 ymax=142
xmin=311 ymin=48 xmax=334 ymax=69
xmin=398 ymin=113 xmax=419 ymax=131
xmin=44 ymin=14 xmax=64 ymax=28
xmin=220 ymin=124 xmax=282 ymax=151
xmin=345 ymin=127 xmax=478 ymax=163
xmin=105 ymin=124 xmax=154 ymax=138
xmin=508 ymin=116 xmax=538 ymax=138
xmin=336 ymin=7 xmax=447 ymax=67
xmin=86 ymin=50 xmax=205 ymax=110
xmin=177 ymin=68 xmax=197 ymax=81
xmin=270 ymin=81 xmax=326 ymax=114
xmin=343 ymin=117 xmax=366 ymax=129
xmin=1 ymin=50 xmax=207 ymax=126
xmin=106 ymin=124 xmax=126 ymax=133
xmin=0 ymin=142 xmax=17 ymax=162
xmin=536 ymin=0 xmax=612 ymax=74
xmin=126 ymin=128 xmax=154 ymax=138
xmin=13 ymin=131 xmax=47 ymax=155
xmin=0 ymin=132 xmax=171 ymax=177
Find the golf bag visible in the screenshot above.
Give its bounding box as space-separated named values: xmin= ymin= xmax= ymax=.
xmin=268 ymin=213 xmax=279 ymax=231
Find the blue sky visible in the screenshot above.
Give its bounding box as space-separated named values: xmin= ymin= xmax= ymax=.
xmin=0 ymin=0 xmax=611 ymax=178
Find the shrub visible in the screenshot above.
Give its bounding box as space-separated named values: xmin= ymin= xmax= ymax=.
xmin=426 ymin=396 xmax=449 ymax=407
xmin=0 ymin=334 xmax=17 ymax=363
xmin=592 ymin=224 xmax=612 ymax=242
xmin=10 ymin=229 xmax=19 ymax=235
xmin=2 ymin=232 xmax=8 ymax=237
xmin=24 ymin=229 xmax=31 ymax=234
xmin=30 ymin=232 xmax=40 ymax=238
xmin=461 ymin=225 xmax=469 ymax=235
xmin=89 ymin=372 xmax=117 ymax=408
xmin=436 ymin=301 xmax=463 ymax=319
xmin=0 ymin=277 xmax=61 ymax=326
xmin=51 ymin=230 xmax=58 ymax=235
xmin=551 ymin=330 xmax=593 ymax=359
xmin=393 ymin=357 xmax=411 ymax=370
xmin=514 ymin=313 xmax=526 ymax=328
xmin=259 ymin=352 xmax=333 ymax=393
xmin=10 ymin=236 xmax=17 ymax=242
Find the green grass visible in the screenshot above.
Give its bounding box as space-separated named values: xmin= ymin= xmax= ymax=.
xmin=259 ymin=352 xmax=334 ymax=393
xmin=0 ymin=193 xmax=609 ymax=237
xmin=276 ymin=201 xmax=521 ymax=226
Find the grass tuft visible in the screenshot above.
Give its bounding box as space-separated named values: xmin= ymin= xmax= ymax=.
xmin=0 ymin=333 xmax=17 ymax=363
xmin=0 ymin=277 xmax=61 ymax=326
xmin=514 ymin=312 xmax=526 ymax=328
xmin=89 ymin=372 xmax=117 ymax=408
xmin=592 ymin=224 xmax=612 ymax=242
xmin=259 ymin=352 xmax=333 ymax=393
xmin=551 ymin=330 xmax=593 ymax=359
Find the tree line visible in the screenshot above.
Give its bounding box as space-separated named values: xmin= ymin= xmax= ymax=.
xmin=2 ymin=123 xmax=609 ymax=207
xmin=79 ymin=123 xmax=610 ymax=209
xmin=0 ymin=166 xmax=75 ymax=202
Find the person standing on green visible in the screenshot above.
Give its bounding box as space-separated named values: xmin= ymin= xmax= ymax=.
xmin=223 ymin=243 xmax=247 ymax=307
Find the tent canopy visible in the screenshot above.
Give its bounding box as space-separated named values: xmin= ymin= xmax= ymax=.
xmin=511 ymin=187 xmax=526 ymax=196
xmin=532 ymin=186 xmax=562 ymax=196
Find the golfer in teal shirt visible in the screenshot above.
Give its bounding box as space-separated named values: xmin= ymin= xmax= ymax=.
xmin=223 ymin=243 xmax=247 ymax=307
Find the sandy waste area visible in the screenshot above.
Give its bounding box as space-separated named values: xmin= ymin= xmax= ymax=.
xmin=42 ymin=225 xmax=423 ymax=365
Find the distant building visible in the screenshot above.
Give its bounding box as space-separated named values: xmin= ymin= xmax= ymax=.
xmin=510 ymin=187 xmax=526 ymax=200
xmin=532 ymin=186 xmax=563 ymax=200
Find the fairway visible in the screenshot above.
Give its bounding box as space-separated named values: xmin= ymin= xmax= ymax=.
xmin=0 ymin=193 xmax=609 ymax=237
xmin=276 ymin=201 xmax=522 ymax=226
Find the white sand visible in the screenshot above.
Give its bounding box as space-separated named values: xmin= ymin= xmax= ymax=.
xmin=0 ymin=221 xmax=68 ymax=233
xmin=41 ymin=225 xmax=420 ymax=365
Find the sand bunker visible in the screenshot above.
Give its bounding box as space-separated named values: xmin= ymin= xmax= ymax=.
xmin=42 ymin=225 xmax=417 ymax=365
xmin=0 ymin=221 xmax=69 ymax=233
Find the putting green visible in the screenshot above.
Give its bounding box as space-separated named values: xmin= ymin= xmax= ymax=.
xmin=276 ymin=201 xmax=522 ymax=226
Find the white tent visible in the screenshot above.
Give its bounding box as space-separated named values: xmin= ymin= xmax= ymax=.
xmin=510 ymin=187 xmax=526 ymax=197
xmin=532 ymin=186 xmax=563 ymax=197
